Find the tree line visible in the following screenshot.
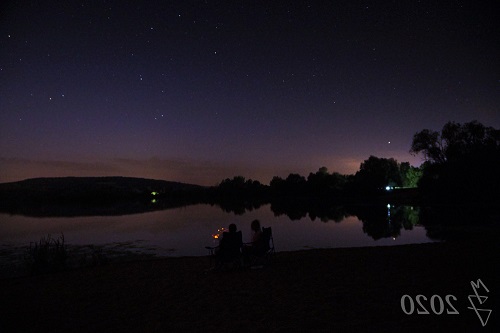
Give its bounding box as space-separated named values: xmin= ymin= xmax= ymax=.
xmin=213 ymin=120 xmax=499 ymax=204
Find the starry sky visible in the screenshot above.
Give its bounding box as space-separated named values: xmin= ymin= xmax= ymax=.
xmin=1 ymin=1 xmax=499 ymax=185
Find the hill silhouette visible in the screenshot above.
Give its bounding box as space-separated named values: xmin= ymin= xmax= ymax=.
xmin=0 ymin=177 xmax=207 ymax=217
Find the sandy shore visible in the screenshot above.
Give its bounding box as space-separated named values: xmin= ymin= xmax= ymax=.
xmin=1 ymin=238 xmax=498 ymax=333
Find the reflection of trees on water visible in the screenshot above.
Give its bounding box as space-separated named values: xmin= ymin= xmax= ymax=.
xmin=417 ymin=205 xmax=498 ymax=241
xmin=393 ymin=205 xmax=420 ymax=230
xmin=309 ymin=204 xmax=347 ymax=223
xmin=268 ymin=202 xmax=421 ymax=241
xmin=214 ymin=199 xmax=422 ymax=241
xmin=349 ymin=205 xmax=420 ymax=240
xmin=215 ymin=198 xmax=349 ymax=222
xmin=270 ymin=199 xmax=348 ymax=222
xmin=213 ymin=199 xmax=265 ymax=215
xmin=270 ymin=199 xmax=308 ymax=221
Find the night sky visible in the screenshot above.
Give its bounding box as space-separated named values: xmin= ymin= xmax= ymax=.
xmin=1 ymin=1 xmax=499 ymax=185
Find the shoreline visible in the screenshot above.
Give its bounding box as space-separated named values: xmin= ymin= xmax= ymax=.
xmin=1 ymin=239 xmax=498 ymax=332
xmin=1 ymin=238 xmax=439 ymax=280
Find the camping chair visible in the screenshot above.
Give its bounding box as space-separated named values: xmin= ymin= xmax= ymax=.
xmin=205 ymin=230 xmax=243 ymax=270
xmin=245 ymin=227 xmax=275 ymax=268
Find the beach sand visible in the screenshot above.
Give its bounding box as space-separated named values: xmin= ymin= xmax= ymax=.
xmin=1 ymin=239 xmax=498 ymax=333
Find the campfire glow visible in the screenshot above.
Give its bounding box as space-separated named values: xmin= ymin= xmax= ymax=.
xmin=212 ymin=227 xmax=226 ymax=240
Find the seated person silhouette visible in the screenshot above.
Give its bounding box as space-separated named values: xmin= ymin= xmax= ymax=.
xmin=215 ymin=223 xmax=243 ymax=265
xmin=244 ymin=219 xmax=269 ymax=257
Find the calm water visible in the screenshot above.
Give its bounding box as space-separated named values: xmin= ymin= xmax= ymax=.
xmin=0 ymin=204 xmax=433 ymax=257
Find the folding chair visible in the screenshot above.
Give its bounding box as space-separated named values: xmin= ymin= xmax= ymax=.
xmin=246 ymin=227 xmax=275 ymax=268
xmin=205 ymin=230 xmax=243 ymax=270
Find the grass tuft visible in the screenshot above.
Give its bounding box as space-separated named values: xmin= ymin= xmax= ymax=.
xmin=24 ymin=233 xmax=67 ymax=275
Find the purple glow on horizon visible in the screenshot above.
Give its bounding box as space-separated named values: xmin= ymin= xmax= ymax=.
xmin=1 ymin=1 xmax=498 ymax=185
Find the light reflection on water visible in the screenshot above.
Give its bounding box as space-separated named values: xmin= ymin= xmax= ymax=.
xmin=0 ymin=204 xmax=433 ymax=257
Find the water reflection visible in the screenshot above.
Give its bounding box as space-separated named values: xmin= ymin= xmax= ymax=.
xmin=270 ymin=199 xmax=348 ymax=222
xmin=350 ymin=205 xmax=420 ymax=240
xmin=0 ymin=204 xmax=433 ymax=259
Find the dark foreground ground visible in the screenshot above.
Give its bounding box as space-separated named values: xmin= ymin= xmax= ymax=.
xmin=1 ymin=238 xmax=499 ymax=333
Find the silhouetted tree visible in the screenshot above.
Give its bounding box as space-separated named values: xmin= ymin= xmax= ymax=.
xmin=410 ymin=120 xmax=499 ymax=164
xmin=210 ymin=176 xmax=270 ymax=214
xmin=269 ymin=174 xmax=308 ymax=196
xmin=217 ymin=176 xmax=267 ymax=196
xmin=285 ymin=173 xmax=307 ymax=195
xmin=354 ymin=156 xmax=402 ymax=194
xmin=306 ymin=167 xmax=348 ymax=197
xmin=269 ymin=176 xmax=286 ymax=195
xmin=410 ymin=120 xmax=500 ymax=202
xmin=399 ymin=162 xmax=422 ymax=188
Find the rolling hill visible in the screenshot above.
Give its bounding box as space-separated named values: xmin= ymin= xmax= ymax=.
xmin=0 ymin=177 xmax=207 ymax=217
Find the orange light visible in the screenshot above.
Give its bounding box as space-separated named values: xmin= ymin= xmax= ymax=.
xmin=212 ymin=227 xmax=226 ymax=240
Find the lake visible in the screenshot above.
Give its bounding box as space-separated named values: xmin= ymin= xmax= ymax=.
xmin=0 ymin=203 xmax=433 ymax=259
